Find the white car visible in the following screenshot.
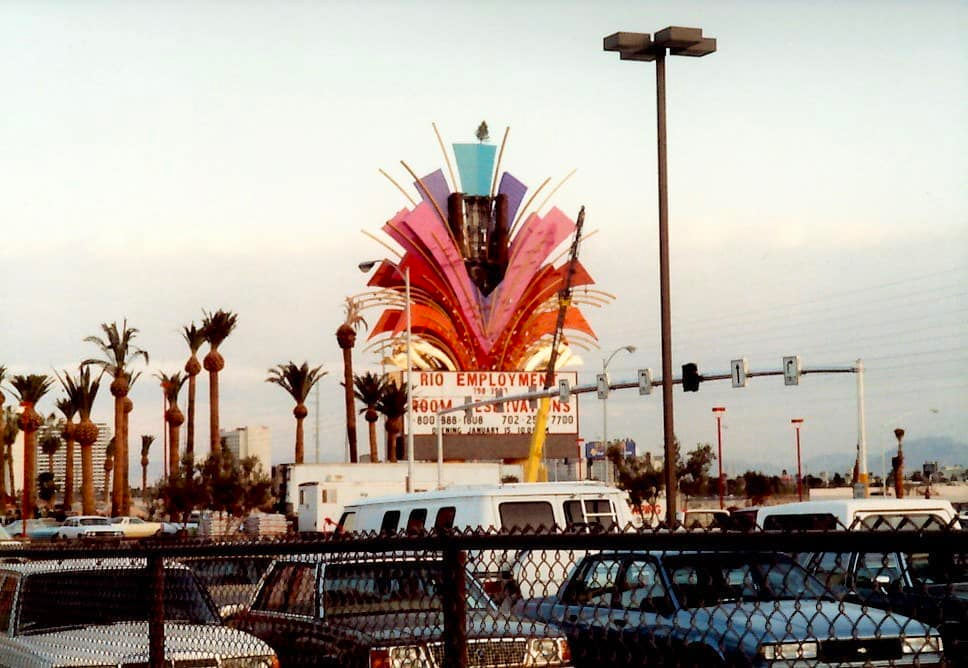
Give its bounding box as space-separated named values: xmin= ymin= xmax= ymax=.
xmin=110 ymin=515 xmax=164 ymax=538
xmin=0 ymin=559 xmax=277 ymax=667
xmin=55 ymin=515 xmax=124 ymax=540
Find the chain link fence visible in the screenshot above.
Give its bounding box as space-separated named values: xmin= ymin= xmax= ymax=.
xmin=0 ymin=524 xmax=963 ymax=667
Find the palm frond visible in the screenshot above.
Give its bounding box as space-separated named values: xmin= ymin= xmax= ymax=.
xmin=182 ymin=323 xmax=206 ymax=353
xmin=201 ymin=309 xmax=239 ymax=347
xmin=342 ymin=297 xmax=368 ymax=332
xmin=55 ymin=397 xmax=76 ymax=420
xmin=140 ymin=434 xmax=155 ymax=457
xmin=266 ymin=361 xmax=327 ymax=403
xmin=9 ymin=374 xmax=54 ymax=404
xmin=82 ymin=319 xmax=149 ymax=377
xmin=156 ymin=371 xmax=187 ymax=403
xmin=54 ymin=366 xmax=101 ymax=419
xmin=353 ymin=372 xmax=387 ymax=407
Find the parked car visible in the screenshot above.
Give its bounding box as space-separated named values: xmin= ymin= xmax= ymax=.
xmin=55 ymin=515 xmax=124 ymax=540
xmin=231 ymin=554 xmax=573 ymax=667
xmin=514 ymin=550 xmax=945 ymax=667
xmin=0 ymin=558 xmax=278 ymax=667
xmin=6 ymin=519 xmax=61 ymax=542
xmin=731 ymin=498 xmax=960 ymax=531
xmin=802 ymin=548 xmax=967 ymax=660
xmin=0 ymin=524 xmax=23 ymax=550
xmin=161 ymin=509 xmax=202 ymax=535
xmin=180 ymin=555 xmax=273 ymax=615
xmin=110 ymin=515 xmax=164 ymax=538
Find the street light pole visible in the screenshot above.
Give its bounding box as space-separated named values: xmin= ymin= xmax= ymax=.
xmin=602 ymin=345 xmax=636 ymax=484
xmin=792 ymin=418 xmax=805 ymax=502
xmin=359 ymin=260 xmax=416 ymax=493
xmin=712 ymin=407 xmax=726 ymax=509
xmin=604 ymin=27 xmax=716 ymax=526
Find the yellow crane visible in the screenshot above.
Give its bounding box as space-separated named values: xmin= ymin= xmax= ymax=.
xmin=523 ymin=206 xmax=585 ymax=482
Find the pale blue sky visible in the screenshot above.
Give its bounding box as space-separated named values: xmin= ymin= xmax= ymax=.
xmin=2 ymin=1 xmax=965 ymax=482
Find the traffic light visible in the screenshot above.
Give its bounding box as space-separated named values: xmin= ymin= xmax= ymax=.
xmin=682 ymin=363 xmax=701 ymax=392
xmin=638 ymin=368 xmax=654 ymax=395
xmin=558 ymin=378 xmax=571 ymax=402
xmin=596 ymin=373 xmax=610 ymax=399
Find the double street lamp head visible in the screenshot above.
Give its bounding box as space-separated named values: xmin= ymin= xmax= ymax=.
xmin=604 ymin=27 xmax=716 ymax=61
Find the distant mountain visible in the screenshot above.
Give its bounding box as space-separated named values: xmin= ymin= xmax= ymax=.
xmin=727 ymin=436 xmax=966 ymax=477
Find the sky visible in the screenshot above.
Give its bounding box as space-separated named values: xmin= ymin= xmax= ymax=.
xmin=1 ymin=1 xmax=965 ymax=485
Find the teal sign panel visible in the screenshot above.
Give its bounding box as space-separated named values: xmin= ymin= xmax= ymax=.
xmin=453 ymin=143 xmax=496 ymax=196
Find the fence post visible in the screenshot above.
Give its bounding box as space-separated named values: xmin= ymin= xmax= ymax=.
xmin=440 ymin=535 xmax=468 ymax=668
xmin=148 ymin=551 xmax=165 ymax=668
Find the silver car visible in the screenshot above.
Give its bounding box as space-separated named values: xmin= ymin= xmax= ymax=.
xmin=0 ymin=559 xmax=278 ymax=667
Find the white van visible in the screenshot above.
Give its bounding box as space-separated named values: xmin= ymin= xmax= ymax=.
xmin=732 ymin=498 xmax=959 ymax=531
xmin=335 ymin=481 xmax=637 ymax=535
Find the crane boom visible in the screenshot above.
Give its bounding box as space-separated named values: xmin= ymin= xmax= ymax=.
xmin=523 ymin=206 xmax=585 ymax=482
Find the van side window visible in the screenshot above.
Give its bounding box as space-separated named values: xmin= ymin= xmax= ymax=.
xmin=406 ymin=509 xmax=427 ymax=534
xmin=0 ymin=575 xmax=16 ymax=633
xmin=337 ymin=512 xmax=356 ymax=533
xmin=499 ymin=501 xmax=555 ymax=531
xmin=380 ymin=510 xmax=401 ymax=534
xmin=564 ymin=499 xmax=617 ymax=530
xmin=434 ymin=506 xmax=456 ymax=530
xmin=763 ymin=513 xmax=837 ymax=531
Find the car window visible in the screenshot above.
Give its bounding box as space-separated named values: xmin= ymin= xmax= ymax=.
xmin=905 ymin=551 xmax=968 ymax=586
xmin=380 ymin=510 xmax=401 ymax=534
xmin=568 ymin=559 xmax=621 ymax=608
xmin=853 ymin=513 xmax=948 ymax=531
xmin=253 ymin=563 xmax=316 ymax=616
xmin=855 ymin=552 xmax=904 ymax=591
xmin=618 ymin=560 xmax=668 ymax=612
xmin=17 ymin=568 xmax=217 ymax=634
xmin=0 ymin=575 xmax=17 ymax=634
xmin=763 ymin=513 xmax=837 ymax=531
xmin=809 ymin=552 xmax=851 ymax=594
xmin=498 ymin=501 xmax=555 ymax=531
xmin=433 ymin=507 xmax=456 ymax=530
xmin=406 ymin=509 xmax=427 ymax=534
xmin=80 ymin=518 xmax=108 ymax=526
xmin=337 ymin=511 xmax=356 ymax=533
xmin=563 ymin=499 xmax=617 ymax=530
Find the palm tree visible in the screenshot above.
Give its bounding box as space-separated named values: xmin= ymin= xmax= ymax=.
xmin=336 ymin=297 xmax=366 ymax=463
xmin=1 ymin=406 xmax=18 ymax=507
xmin=55 ymin=397 xmax=77 ymax=509
xmin=82 ymin=320 xmax=149 ymax=516
xmin=354 ymin=372 xmax=387 ymax=463
xmin=9 ymin=374 xmax=54 ymax=519
xmin=120 ymin=371 xmax=141 ymax=513
xmin=376 ymin=380 xmax=408 ymax=463
xmin=157 ymin=371 xmax=186 ymax=480
xmin=39 ymin=413 xmax=61 ymax=474
xmin=201 ymin=309 xmax=238 ymax=456
xmin=103 ymin=436 xmax=115 ymax=506
xmin=55 ymin=366 xmax=101 ymax=515
xmin=266 ymin=362 xmax=327 ymax=464
xmin=181 ymin=323 xmax=205 ymax=464
xmin=140 ymin=434 xmax=155 ymax=494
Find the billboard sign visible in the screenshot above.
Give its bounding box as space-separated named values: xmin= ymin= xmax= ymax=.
xmin=409 ymin=370 xmax=579 ymax=436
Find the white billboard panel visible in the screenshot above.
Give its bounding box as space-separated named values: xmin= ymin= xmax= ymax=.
xmin=409 ymin=370 xmax=579 ymax=436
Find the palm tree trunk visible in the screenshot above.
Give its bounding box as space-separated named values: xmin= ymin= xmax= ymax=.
xmin=186 ymin=374 xmax=196 ymax=463
xmin=24 ymin=429 xmax=37 ymax=519
xmin=112 ymin=395 xmax=123 ymax=516
xmin=342 ymin=348 xmax=358 ymax=463
xmin=64 ymin=438 xmax=74 ymax=510
xmin=7 ymin=447 xmax=15 ymax=508
xmin=367 ymin=414 xmax=379 ymax=462
xmin=209 ymin=369 xmax=221 ymax=455
xmin=295 ymin=414 xmax=305 ymax=464
xmin=168 ymin=420 xmax=180 ymax=481
xmin=81 ymin=445 xmax=94 ymax=514
xmin=122 ymin=402 xmax=131 ymax=515
xmin=386 ymin=425 xmax=399 ymax=463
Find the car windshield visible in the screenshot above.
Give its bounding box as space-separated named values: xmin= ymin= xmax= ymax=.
xmin=663 ymin=553 xmax=828 ymax=607
xmin=18 ymin=568 xmax=218 ymax=634
xmin=906 ymin=551 xmax=968 ymax=585
xmin=79 ymin=518 xmax=109 ymax=526
xmin=323 ymin=562 xmax=491 ymax=616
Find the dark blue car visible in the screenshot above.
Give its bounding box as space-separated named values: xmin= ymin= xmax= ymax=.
xmin=514 ymin=551 xmax=945 ymax=667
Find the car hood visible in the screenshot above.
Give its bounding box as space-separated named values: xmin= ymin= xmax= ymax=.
xmin=15 ymin=621 xmax=273 ymax=663
xmin=326 ymin=609 xmax=560 ymax=644
xmin=675 ymin=599 xmax=934 ymax=647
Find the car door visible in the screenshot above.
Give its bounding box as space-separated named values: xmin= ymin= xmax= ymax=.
xmin=238 ymin=561 xmax=323 ymax=665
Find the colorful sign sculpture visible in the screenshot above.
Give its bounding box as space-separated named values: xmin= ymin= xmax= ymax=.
xmin=363 ymin=127 xmax=608 ymax=372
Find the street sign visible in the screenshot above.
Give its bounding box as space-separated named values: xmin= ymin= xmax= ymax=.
xmin=558 ymin=378 xmax=570 ymax=402
xmin=638 ymin=368 xmax=654 ymax=395
xmin=730 ymin=358 xmax=749 ymax=388
xmin=783 ymin=355 xmax=801 ymax=386
xmin=596 ymin=373 xmax=610 ymax=399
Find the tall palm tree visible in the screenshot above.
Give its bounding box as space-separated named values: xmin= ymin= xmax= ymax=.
xmin=266 ymin=362 xmax=327 ymax=464
xmin=157 ymin=371 xmax=186 ymax=480
xmin=1 ymin=406 xmax=18 ymax=507
xmin=120 ymin=371 xmax=141 ymax=513
xmin=336 ymin=298 xmax=366 ymax=463
xmin=140 ymin=434 xmax=155 ymax=494
xmin=103 ymin=436 xmax=115 ymax=506
xmin=354 ymin=372 xmax=387 ymax=463
xmin=181 ymin=323 xmax=205 ymax=464
xmin=82 ymin=320 xmax=149 ymax=516
xmin=201 ymin=309 xmax=238 ymax=456
xmin=56 ymin=366 xmax=102 ymax=514
xmin=9 ymin=374 xmax=54 ymax=519
xmin=376 ymin=380 xmax=408 ymax=463
xmin=39 ymin=414 xmax=61 ymax=474
xmin=55 ymin=397 xmax=77 ymax=509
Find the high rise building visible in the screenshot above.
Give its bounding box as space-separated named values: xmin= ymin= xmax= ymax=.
xmin=17 ymin=422 xmax=111 ymax=507
xmin=220 ymin=426 xmax=271 ymax=474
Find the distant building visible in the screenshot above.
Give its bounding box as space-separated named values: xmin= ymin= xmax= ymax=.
xmin=221 ymin=426 xmax=271 ymax=474
xmin=17 ymin=422 xmax=110 ymax=505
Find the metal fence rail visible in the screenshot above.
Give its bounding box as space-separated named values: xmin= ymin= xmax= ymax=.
xmin=0 ymin=526 xmax=963 ymax=667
